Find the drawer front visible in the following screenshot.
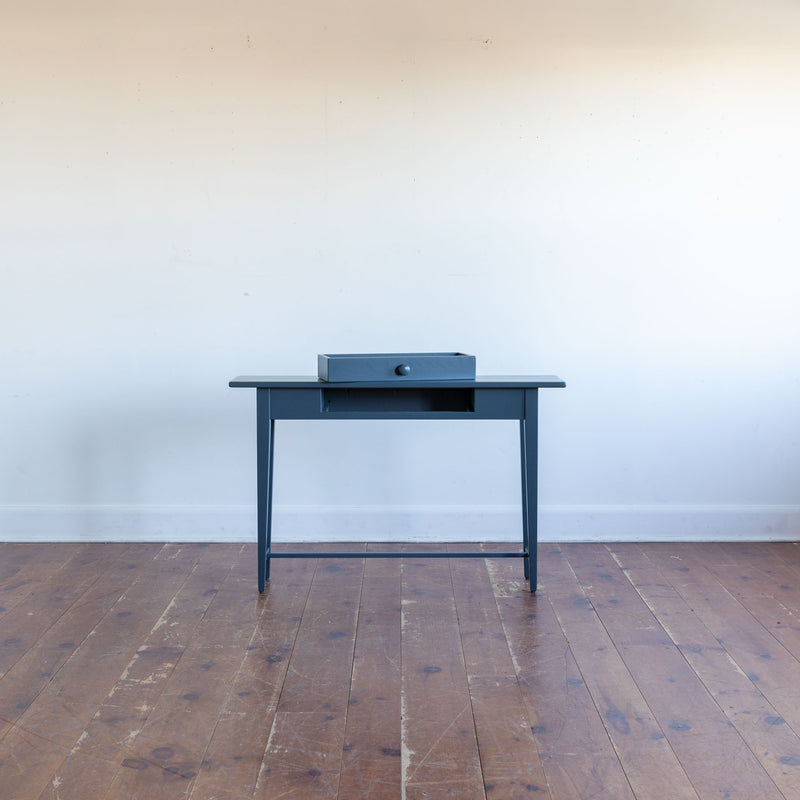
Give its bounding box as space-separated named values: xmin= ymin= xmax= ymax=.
xmin=318 ymin=352 xmax=476 ymax=382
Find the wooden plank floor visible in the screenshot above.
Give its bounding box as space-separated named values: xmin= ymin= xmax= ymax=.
xmin=2 ymin=542 xmax=800 ymax=799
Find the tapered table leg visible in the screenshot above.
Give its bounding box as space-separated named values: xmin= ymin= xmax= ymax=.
xmin=256 ymin=389 xmax=274 ymax=593
xmin=520 ymin=389 xmax=538 ymax=593
xmin=519 ymin=420 xmax=530 ymax=581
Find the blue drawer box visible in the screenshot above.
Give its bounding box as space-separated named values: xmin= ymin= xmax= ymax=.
xmin=317 ymin=352 xmax=476 ymax=382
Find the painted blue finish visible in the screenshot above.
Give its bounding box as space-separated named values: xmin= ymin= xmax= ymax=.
xmin=231 ymin=375 xmax=565 ymax=388
xmin=520 ymin=389 xmax=539 ymax=587
xmin=230 ymin=375 xmax=565 ymax=594
xmin=256 ymin=389 xmax=274 ymax=584
xmin=317 ymin=351 xmax=476 ymax=382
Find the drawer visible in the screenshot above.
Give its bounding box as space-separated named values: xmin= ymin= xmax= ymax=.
xmin=318 ymin=352 xmax=476 ymax=382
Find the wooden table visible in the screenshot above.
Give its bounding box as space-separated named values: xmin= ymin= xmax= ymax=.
xmin=229 ymin=375 xmax=565 ymax=592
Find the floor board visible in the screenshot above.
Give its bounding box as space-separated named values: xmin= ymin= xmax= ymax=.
xmin=2 ymin=541 xmax=800 ymax=799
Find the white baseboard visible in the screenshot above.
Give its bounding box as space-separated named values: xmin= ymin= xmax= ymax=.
xmin=1 ymin=504 xmax=799 ymax=543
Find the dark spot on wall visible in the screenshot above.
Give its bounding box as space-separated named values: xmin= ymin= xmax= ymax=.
xmin=748 ymin=673 xmax=760 ymax=682
xmin=152 ymin=747 xmax=174 ymax=761
xmin=201 ymin=662 xmax=213 ymax=670
xmin=382 ymin=747 xmax=401 ymax=757
xmin=531 ymin=725 xmax=546 ymax=734
xmin=348 ymin=698 xmax=358 ymax=705
xmin=651 ymin=732 xmax=665 ymax=740
xmin=267 ymin=654 xmax=283 ymax=663
xmin=328 ymin=631 xmax=346 ymax=639
xmin=567 ymin=678 xmax=583 ymax=687
xmin=526 ymin=785 xmax=542 ymax=792
xmin=183 ymin=692 xmax=199 ymax=701
xmin=308 ymin=768 xmax=323 ymax=777
xmin=203 ymin=588 xmax=218 ymax=597
xmin=323 ymin=565 xmax=341 ymax=573
xmin=780 ymin=756 xmax=800 ymax=766
xmin=4 ymin=637 xmax=20 ymax=645
xmin=598 ymin=573 xmax=612 ymax=579
xmin=58 ymin=642 xmax=75 ymax=649
xmin=423 ymin=666 xmax=441 ymax=675
xmin=669 ymin=721 xmax=692 ymax=731
xmin=766 ymin=716 xmax=786 ymax=725
xmin=760 ymin=653 xmax=772 ymax=659
xmin=117 ymin=611 xmax=133 ymax=617
xmin=237 ymin=691 xmax=250 ymax=697
xmin=122 ymin=758 xmax=148 ymax=771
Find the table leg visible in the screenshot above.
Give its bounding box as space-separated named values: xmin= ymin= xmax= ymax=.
xmin=520 ymin=389 xmax=538 ymax=593
xmin=257 ymin=389 xmax=275 ymax=593
xmin=519 ymin=420 xmax=530 ymax=581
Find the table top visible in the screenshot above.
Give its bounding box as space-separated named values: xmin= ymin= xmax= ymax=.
xmin=229 ymin=375 xmax=566 ymax=389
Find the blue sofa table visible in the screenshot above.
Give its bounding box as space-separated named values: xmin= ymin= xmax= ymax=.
xmin=229 ymin=375 xmax=565 ymax=593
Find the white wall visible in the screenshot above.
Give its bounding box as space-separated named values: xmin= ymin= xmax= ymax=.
xmin=2 ymin=0 xmax=800 ymax=542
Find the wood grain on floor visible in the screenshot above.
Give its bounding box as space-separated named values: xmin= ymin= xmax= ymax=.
xmin=1 ymin=541 xmax=800 ymax=799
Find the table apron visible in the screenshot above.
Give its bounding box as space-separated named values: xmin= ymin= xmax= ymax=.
xmin=265 ymin=386 xmax=527 ymax=420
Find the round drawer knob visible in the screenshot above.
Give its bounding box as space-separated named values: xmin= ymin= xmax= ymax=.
xmin=395 ymin=363 xmax=411 ymax=376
